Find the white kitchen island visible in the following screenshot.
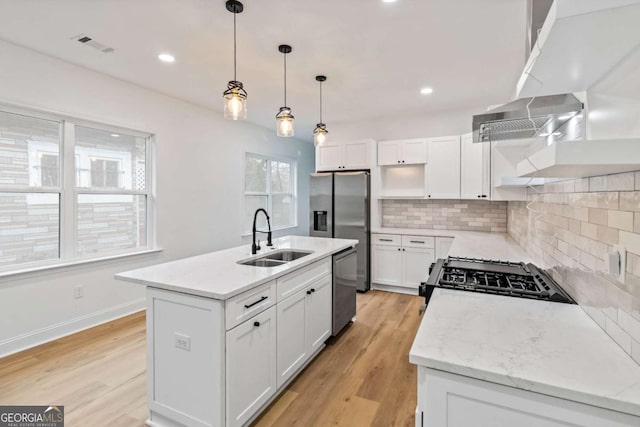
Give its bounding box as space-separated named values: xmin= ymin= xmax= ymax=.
xmin=116 ymin=235 xmax=357 ymax=427
xmin=410 ymin=289 xmax=640 ymax=426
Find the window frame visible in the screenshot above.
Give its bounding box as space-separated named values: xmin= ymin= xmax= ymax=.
xmin=0 ymin=104 xmax=156 ymax=275
xmin=243 ymin=152 xmax=298 ymax=235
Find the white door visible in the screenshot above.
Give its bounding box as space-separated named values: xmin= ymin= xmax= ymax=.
xmin=226 ymin=306 xmax=277 ymax=427
xmin=427 ymin=136 xmax=461 ymax=199
xmin=378 ymin=141 xmax=401 ymax=165
xmin=372 ymin=245 xmax=403 ymax=286
xmin=402 ymin=247 xmax=435 ymax=289
xmin=276 ymin=290 xmax=307 ymax=389
xmin=401 ymin=139 xmax=427 ymax=164
xmin=316 ymin=142 xmax=342 ymax=171
xmin=343 ymin=140 xmax=370 ymax=169
xmin=306 ymin=275 xmax=332 ymax=355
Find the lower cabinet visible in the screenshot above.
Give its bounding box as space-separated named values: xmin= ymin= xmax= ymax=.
xmin=226 ymin=306 xmax=277 ymax=427
xmin=372 ymin=234 xmax=436 ymax=292
xmin=372 ymin=244 xmax=403 ymax=287
xmin=277 ymin=274 xmax=332 ymax=388
xmin=403 ymin=247 xmax=434 ymax=289
xmin=416 ymin=367 xmax=640 ymax=427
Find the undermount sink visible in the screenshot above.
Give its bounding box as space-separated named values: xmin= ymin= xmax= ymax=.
xmin=237 ymin=249 xmax=313 ymax=267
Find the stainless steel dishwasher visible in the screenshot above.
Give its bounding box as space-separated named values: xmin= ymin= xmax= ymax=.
xmin=332 ymin=246 xmax=357 ymax=336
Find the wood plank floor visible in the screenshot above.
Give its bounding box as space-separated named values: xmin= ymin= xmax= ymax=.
xmin=0 ymin=290 xmax=423 ymax=427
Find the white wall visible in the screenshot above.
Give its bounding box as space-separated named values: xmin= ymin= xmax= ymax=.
xmin=0 ymin=40 xmax=314 ymax=356
xmin=328 ymin=105 xmax=484 ymax=142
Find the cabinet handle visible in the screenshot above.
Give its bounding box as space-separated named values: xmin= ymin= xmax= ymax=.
xmin=307 ymin=290 xmax=312 ymax=295
xmin=402 ymin=248 xmax=406 ymax=251
xmin=397 ymin=160 xmax=400 ymax=164
xmin=481 ymin=195 xmax=487 ymax=198
xmin=311 ymin=288 xmax=316 ymax=293
xmin=410 ymin=240 xmax=425 ymax=244
xmin=428 ymin=195 xmax=431 ymax=198
xmin=397 ymin=248 xmax=401 ymax=251
xmin=244 ymin=295 xmax=268 ymax=309
xmin=477 ymin=195 xmax=481 ymax=198
xmin=402 ymin=160 xmax=405 ymax=163
xmin=379 ymin=238 xmax=393 ymax=242
xmin=254 ymin=321 xmax=261 ymax=327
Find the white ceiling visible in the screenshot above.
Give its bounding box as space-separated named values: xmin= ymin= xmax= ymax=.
xmin=0 ymin=0 xmax=527 ymax=141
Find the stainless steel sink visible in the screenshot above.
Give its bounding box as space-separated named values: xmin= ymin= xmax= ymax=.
xmin=264 ymin=250 xmax=312 ymax=262
xmin=239 ymin=258 xmax=286 ymax=267
xmin=237 ymin=249 xmax=313 ymax=267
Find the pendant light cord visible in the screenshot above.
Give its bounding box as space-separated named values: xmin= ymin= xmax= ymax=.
xmin=233 ymin=11 xmax=237 ymax=81
xmin=319 ymin=81 xmax=323 ymax=123
xmin=283 ymin=53 xmax=287 ymax=106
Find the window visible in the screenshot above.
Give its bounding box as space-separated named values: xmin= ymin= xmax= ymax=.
xmin=244 ymin=153 xmax=296 ymax=233
xmin=0 ymin=106 xmax=153 ymax=271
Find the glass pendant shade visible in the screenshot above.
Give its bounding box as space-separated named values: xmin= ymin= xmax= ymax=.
xmin=313 ymin=123 xmax=328 ymax=146
xmin=276 ymin=107 xmax=295 ymax=137
xmin=223 ymin=81 xmax=247 ymax=120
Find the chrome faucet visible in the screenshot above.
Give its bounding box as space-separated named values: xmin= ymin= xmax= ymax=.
xmin=252 ymin=208 xmax=273 ymax=255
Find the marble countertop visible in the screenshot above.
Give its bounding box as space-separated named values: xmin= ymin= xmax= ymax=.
xmin=372 ymin=227 xmax=533 ymax=263
xmin=410 ymin=288 xmax=640 ymax=417
xmin=115 ymin=236 xmax=357 ymax=300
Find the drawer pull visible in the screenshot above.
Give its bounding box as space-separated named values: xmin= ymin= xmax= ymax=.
xmin=379 ymin=238 xmax=393 ymax=242
xmin=254 ymin=321 xmax=260 ymax=327
xmin=244 ymin=296 xmax=268 ymax=309
xmin=410 ymin=240 xmax=425 ymax=244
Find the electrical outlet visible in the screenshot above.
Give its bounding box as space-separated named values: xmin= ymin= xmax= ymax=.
xmin=73 ymin=285 xmax=84 ymax=299
xmin=605 ymin=245 xmax=626 ymax=285
xmin=174 ymin=333 xmax=191 ymax=351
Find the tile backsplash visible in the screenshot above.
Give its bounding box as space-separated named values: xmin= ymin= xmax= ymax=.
xmin=507 ymin=171 xmax=640 ymax=365
xmin=381 ymin=199 xmax=507 ymax=232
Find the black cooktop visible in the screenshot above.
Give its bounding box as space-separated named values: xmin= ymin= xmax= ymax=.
xmin=420 ymin=257 xmax=575 ymax=304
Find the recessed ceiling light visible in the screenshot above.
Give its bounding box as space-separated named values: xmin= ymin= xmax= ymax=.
xmin=158 ymin=53 xmax=175 ymax=63
xmin=420 ymin=87 xmax=434 ymax=95
xmin=382 ymin=0 xmax=398 ymax=3
xmin=110 ymin=134 xmax=120 ymax=138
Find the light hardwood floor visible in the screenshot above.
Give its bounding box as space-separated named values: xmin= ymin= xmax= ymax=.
xmin=0 ymin=290 xmax=423 ymax=427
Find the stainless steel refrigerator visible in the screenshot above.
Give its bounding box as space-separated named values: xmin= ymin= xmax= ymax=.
xmin=310 ymin=171 xmax=370 ymax=292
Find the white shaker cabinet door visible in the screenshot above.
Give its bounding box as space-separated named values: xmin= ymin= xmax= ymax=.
xmin=276 ymin=290 xmax=308 ymax=389
xmin=316 ymin=142 xmax=342 ymax=171
xmin=372 ymin=245 xmax=403 ymax=286
xmin=343 ymin=140 xmax=370 ymax=169
xmin=403 ymin=247 xmax=434 ymax=289
xmin=401 ymin=139 xmax=427 ymax=165
xmin=378 ymin=140 xmax=402 ymax=165
xmin=306 ymin=275 xmax=332 ymax=355
xmin=426 ymin=136 xmax=461 ymax=199
xmin=226 ymin=306 xmax=277 ymax=427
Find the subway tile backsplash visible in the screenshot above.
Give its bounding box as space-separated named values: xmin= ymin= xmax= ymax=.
xmin=381 ymin=199 xmax=507 ymax=232
xmin=507 ymin=171 xmax=640 ymax=365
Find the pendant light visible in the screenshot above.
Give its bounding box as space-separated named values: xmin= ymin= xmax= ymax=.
xmin=223 ymin=0 xmax=247 ymax=120
xmin=313 ymin=75 xmax=328 ymax=146
xmin=276 ymin=44 xmax=295 ymax=137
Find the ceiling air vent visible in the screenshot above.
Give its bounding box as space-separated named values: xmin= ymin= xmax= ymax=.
xmin=71 ymin=34 xmax=114 ymax=53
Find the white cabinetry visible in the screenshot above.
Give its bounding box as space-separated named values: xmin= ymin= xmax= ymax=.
xmin=378 ymin=139 xmax=427 ymax=166
xmin=226 ymin=307 xmax=277 ymax=427
xmin=276 ymin=274 xmax=331 ymax=388
xmin=372 ymin=234 xmax=435 ymax=292
xmin=426 ymin=136 xmax=461 ymax=199
xmin=460 ymin=133 xmax=491 ymax=200
xmin=316 ymin=139 xmax=373 ymax=171
xmin=416 ymin=367 xmax=640 ymax=427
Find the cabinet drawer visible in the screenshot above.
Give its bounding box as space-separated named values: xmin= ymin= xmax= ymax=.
xmin=372 ymin=234 xmax=401 ymax=246
xmin=277 ymin=258 xmax=331 ymax=301
xmin=226 ymin=280 xmax=276 ymax=330
xmin=401 ymin=235 xmax=435 ymax=249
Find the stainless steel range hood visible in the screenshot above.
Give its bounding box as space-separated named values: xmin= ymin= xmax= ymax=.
xmin=472 ymin=94 xmax=584 ymax=143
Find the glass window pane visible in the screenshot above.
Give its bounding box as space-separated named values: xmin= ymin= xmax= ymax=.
xmin=270 ymin=161 xmax=292 ymax=193
xmin=245 ymin=195 xmax=267 ymax=231
xmin=0 ymin=110 xmax=60 ymax=188
xmin=0 ymin=192 xmax=59 ymax=267
xmin=245 ymin=155 xmax=267 ymax=193
xmin=75 ymin=126 xmax=146 ymax=190
xmin=272 ymin=194 xmax=295 ymax=228
xmin=76 ymin=194 xmax=146 ymax=255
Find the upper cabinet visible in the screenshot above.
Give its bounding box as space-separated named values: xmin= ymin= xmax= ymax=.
xmin=378 ymin=139 xmax=427 ymax=166
xmin=426 ymin=136 xmax=461 ymax=199
xmin=316 ymin=139 xmax=374 ymax=171
xmin=460 ymin=133 xmax=491 ymax=200
xmin=517 ymin=0 xmax=640 ymax=98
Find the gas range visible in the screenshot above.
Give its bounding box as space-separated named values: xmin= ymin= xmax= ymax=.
xmin=419 ymin=257 xmax=575 ymax=305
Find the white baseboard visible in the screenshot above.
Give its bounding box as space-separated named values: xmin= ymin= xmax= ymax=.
xmin=0 ymin=298 xmax=145 ymax=358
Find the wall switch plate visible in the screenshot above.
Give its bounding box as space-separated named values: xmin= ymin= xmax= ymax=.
xmin=174 ymin=333 xmax=191 ymax=351
xmin=73 ymin=285 xmax=84 ymax=299
xmin=605 ymin=245 xmax=626 ymax=285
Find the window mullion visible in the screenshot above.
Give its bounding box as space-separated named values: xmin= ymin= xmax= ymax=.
xmin=60 ymin=121 xmax=76 ymax=259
